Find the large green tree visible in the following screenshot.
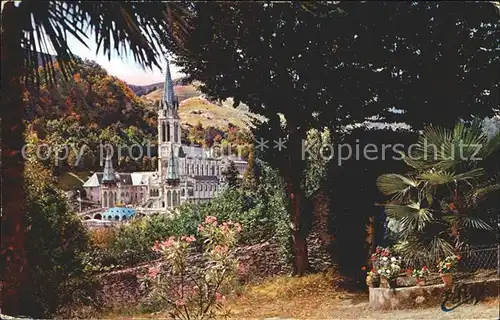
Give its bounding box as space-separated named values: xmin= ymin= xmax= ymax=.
xmin=173 ymin=1 xmax=499 ymax=276
xmin=1 ymin=1 xmax=186 ymax=315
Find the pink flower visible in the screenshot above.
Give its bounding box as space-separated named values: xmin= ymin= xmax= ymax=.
xmin=215 ymin=292 xmax=226 ymax=302
xmin=152 ymin=240 xmax=161 ymax=252
xmin=147 ymin=266 xmax=160 ymax=278
xmin=197 ymin=224 xmax=204 ymax=232
xmin=220 ymin=223 xmax=230 ymax=233
xmin=213 ymin=245 xmax=228 ymax=254
xmin=175 ymin=299 xmax=185 ymax=306
xmin=205 ymin=215 xmax=217 ymax=224
xmin=181 ymin=235 xmax=196 ymax=243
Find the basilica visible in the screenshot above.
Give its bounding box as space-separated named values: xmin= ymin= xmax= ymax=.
xmin=82 ymin=62 xmax=247 ymax=212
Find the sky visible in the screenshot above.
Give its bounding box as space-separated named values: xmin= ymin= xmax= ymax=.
xmin=66 ymin=32 xmax=184 ymax=86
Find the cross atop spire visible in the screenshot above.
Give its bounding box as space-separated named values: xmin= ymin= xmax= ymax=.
xmin=163 ymin=60 xmax=178 ymax=111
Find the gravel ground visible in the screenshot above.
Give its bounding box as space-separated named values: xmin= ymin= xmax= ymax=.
xmin=327 ymin=300 xmax=499 ymax=319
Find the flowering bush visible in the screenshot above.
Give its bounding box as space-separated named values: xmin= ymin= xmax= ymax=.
xmin=411 ymin=266 xmax=429 ymax=279
xmin=139 ymin=216 xmax=242 ymax=319
xmin=377 ymin=256 xmax=402 ymax=279
xmin=437 ymin=255 xmax=461 ymax=274
xmin=370 ymin=246 xmax=392 ymax=269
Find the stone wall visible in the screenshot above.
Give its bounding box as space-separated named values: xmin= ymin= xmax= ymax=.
xmin=369 ymin=278 xmax=499 ymax=310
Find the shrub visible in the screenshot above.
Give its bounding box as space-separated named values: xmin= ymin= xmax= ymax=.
xmin=20 ymin=160 xmax=97 ymax=318
xmin=139 ymin=217 xmax=242 ymax=319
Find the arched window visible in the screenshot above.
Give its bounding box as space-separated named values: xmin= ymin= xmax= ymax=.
xmin=206 ymin=164 xmax=209 ymax=175
xmin=109 ymin=192 xmax=114 ymax=207
xmin=191 ymin=164 xmax=194 ymax=175
xmin=162 ymin=122 xmax=166 ymax=142
xmin=186 ymin=164 xmax=189 ymax=174
xmin=211 ymin=165 xmax=215 ymax=175
xmin=196 ymin=164 xmax=199 ymax=175
xmin=114 ymin=215 xmax=119 ymax=221
xmin=174 ymin=122 xmax=179 ymax=142
xmin=162 ymin=201 xmax=165 ymax=207
xmin=201 ymin=165 xmax=204 ymax=175
xmin=103 ymin=191 xmax=108 ymax=207
xmin=181 ymin=189 xmax=185 ymax=196
xmin=122 ymin=215 xmax=127 ymax=220
xmin=167 ymin=191 xmax=172 ymax=207
xmin=173 ymin=191 xmax=177 ymax=206
xmin=167 ymin=122 xmax=171 ymax=142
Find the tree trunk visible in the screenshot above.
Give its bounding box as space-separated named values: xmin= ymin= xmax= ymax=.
xmin=1 ymin=2 xmax=26 ymax=316
xmin=285 ymin=128 xmax=309 ymax=276
xmin=288 ymin=182 xmax=309 ymax=276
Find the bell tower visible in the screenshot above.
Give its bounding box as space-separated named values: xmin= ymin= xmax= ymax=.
xmin=158 ymin=60 xmax=181 ymax=180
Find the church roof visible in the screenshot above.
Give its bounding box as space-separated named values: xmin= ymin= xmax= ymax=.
xmin=83 ymin=172 xmax=148 ymax=187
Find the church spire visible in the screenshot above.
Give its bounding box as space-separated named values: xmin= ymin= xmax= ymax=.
xmin=102 ymin=146 xmax=116 ymax=184
xmin=163 ymin=59 xmax=177 ymax=110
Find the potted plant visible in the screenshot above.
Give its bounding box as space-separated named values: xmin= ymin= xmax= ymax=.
xmin=412 ymin=266 xmax=429 ymax=286
xmin=379 ymin=257 xmax=402 ymax=288
xmin=363 ymin=267 xmax=380 ymax=288
xmin=437 ymin=255 xmax=461 ymax=287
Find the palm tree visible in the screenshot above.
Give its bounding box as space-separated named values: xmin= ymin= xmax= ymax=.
xmin=1 ymin=1 xmax=187 ymax=315
xmin=376 ymin=122 xmax=500 ymax=266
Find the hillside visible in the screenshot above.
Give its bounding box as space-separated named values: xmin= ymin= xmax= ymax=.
xmin=142 ymin=82 xmax=264 ymax=130
xmin=178 ymin=97 xmax=261 ymax=130
xmin=128 ymin=77 xmax=190 ymax=97
xmin=25 ymin=58 xmax=256 ymax=191
xmin=142 ymin=80 xmax=203 ymax=102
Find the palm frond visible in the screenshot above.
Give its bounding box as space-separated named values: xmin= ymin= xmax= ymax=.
xmin=376 ymin=173 xmax=418 ymax=201
xmin=384 ymin=202 xmax=433 ymax=233
xmin=419 ymin=168 xmax=484 ymax=186
xmin=443 ymin=214 xmax=493 ymax=231
xmin=394 ymin=236 xmax=455 ymax=267
xmin=19 ymin=1 xmax=190 ymax=89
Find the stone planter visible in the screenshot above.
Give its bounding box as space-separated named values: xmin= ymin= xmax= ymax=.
xmin=440 ymin=273 xmax=453 ymax=287
xmin=416 ymin=278 xmax=426 ymax=286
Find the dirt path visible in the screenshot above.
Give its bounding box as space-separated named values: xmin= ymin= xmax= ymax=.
xmin=324 ymin=299 xmax=499 ymax=319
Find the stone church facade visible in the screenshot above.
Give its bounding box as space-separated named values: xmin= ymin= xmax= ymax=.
xmin=83 ymin=62 xmax=247 ymax=211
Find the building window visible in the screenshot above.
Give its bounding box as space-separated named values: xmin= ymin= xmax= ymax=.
xmin=167 ymin=123 xmax=171 ymax=142
xmin=174 ymin=122 xmax=179 ymax=142
xmin=162 ymin=122 xmax=166 ymax=142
